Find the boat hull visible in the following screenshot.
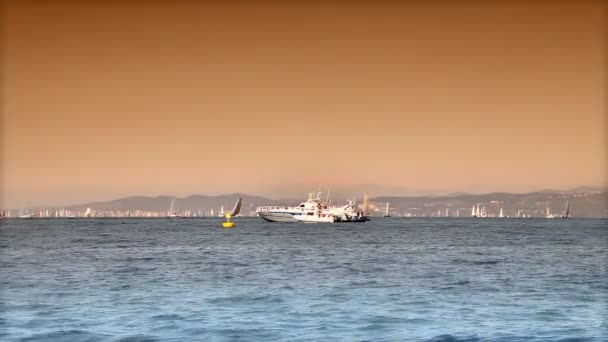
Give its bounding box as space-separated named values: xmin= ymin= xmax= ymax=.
xmin=294 ymin=215 xmax=335 ymax=223
xmin=257 ymin=212 xmax=298 ymax=222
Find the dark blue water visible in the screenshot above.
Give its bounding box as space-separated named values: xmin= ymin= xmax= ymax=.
xmin=1 ymin=218 xmax=606 ymax=341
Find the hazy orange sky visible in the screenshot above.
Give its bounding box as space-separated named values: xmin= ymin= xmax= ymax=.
xmin=2 ymin=1 xmax=606 ymax=207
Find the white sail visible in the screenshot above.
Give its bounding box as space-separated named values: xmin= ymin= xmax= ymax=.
xmin=499 ymin=208 xmax=504 ymax=218
xmin=169 ymin=198 xmax=176 ymax=212
xmin=471 ymin=205 xmax=476 ymax=217
xmin=383 ymin=202 xmax=390 ymax=217
xmin=230 ymin=197 xmax=243 ymax=216
xmin=85 ymin=208 xmax=92 ymax=217
xmin=562 ymin=200 xmax=571 ymax=218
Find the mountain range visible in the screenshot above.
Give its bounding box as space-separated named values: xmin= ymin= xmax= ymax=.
xmin=50 ymin=188 xmax=607 ymax=218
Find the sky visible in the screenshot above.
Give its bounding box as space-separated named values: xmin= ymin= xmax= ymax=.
xmin=2 ymin=1 xmax=606 ymax=207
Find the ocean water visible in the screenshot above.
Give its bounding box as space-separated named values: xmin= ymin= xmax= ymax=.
xmin=1 ymin=218 xmax=606 ymax=341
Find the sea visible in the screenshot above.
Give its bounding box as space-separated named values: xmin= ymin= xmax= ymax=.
xmin=1 ymin=218 xmax=606 ymax=341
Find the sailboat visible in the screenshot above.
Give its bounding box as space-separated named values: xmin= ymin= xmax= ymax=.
xmin=84 ymin=208 xmax=93 ymax=217
xmin=383 ymin=202 xmax=391 ymax=218
xmin=230 ymin=197 xmax=242 ymax=217
xmin=471 ymin=205 xmax=476 ymax=217
xmin=218 ymin=197 xmax=242 ymax=218
xmin=561 ymin=200 xmax=571 ymax=219
xmin=167 ymin=198 xmax=179 ymax=218
xmin=499 ymin=208 xmax=504 ymax=218
xmin=363 ymin=193 xmax=369 ymax=216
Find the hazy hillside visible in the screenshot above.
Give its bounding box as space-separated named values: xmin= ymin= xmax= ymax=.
xmin=64 ymin=194 xmax=299 ymax=215
xmin=371 ymin=192 xmax=608 ymax=218
xmin=55 ymin=190 xmax=608 ymax=218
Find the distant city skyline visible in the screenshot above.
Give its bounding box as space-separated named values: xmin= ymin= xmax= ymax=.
xmin=2 ymin=1 xmax=606 ymax=208
xmin=3 ymin=187 xmax=606 ymax=218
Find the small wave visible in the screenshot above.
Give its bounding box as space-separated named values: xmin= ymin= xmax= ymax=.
xmin=555 ymin=336 xmax=595 ymax=342
xmin=534 ymin=309 xmax=566 ymax=321
xmin=19 ymin=329 xmax=108 ymax=342
xmin=207 ymin=294 xmax=284 ymax=305
xmin=451 ymin=259 xmax=502 ymax=265
xmin=115 ymin=334 xmax=161 ymax=342
xmin=151 ymin=313 xmax=186 ymax=321
xmin=426 ymin=334 xmax=481 ymax=342
xmin=109 ymin=284 xmax=132 ymax=291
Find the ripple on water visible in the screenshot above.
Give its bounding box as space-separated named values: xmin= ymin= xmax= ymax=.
xmin=114 ymin=334 xmax=161 ymax=342
xmin=18 ymin=330 xmax=109 ymax=342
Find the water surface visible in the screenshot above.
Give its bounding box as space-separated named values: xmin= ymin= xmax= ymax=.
xmin=1 ymin=218 xmax=606 ymax=341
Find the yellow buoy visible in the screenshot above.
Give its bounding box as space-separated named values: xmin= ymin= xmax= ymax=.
xmin=222 ymin=213 xmax=235 ymax=228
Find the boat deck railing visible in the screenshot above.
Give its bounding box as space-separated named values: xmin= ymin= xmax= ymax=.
xmin=256 ymin=206 xmax=303 ymax=212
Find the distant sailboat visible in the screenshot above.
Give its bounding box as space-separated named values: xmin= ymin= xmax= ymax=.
xmin=85 ymin=208 xmax=93 ymax=217
xmin=230 ymin=197 xmax=243 ymax=217
xmin=561 ymin=200 xmax=571 ymax=219
xmin=499 ymin=208 xmax=504 ymax=218
xmin=471 ymin=205 xmax=476 ymax=217
xmin=167 ymin=198 xmax=179 ymax=218
xmin=363 ymin=193 xmax=369 ymax=216
xmin=383 ymin=202 xmax=391 ymax=218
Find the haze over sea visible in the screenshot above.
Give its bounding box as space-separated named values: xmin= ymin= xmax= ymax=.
xmin=1 ymin=218 xmax=606 ymax=341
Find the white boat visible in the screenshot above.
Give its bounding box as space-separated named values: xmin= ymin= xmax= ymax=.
xmin=84 ymin=208 xmax=93 ymax=217
xmin=499 ymin=208 xmax=504 ymax=218
xmin=257 ymin=193 xmax=367 ymax=223
xmin=257 ymin=193 xmax=323 ymax=222
xmin=545 ymin=207 xmax=558 ymax=219
xmin=325 ymin=200 xmax=367 ymax=222
xmin=294 ymin=204 xmax=336 ymax=223
xmin=295 ymin=212 xmax=336 ymax=223
xmin=18 ymin=213 xmax=34 ymax=219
